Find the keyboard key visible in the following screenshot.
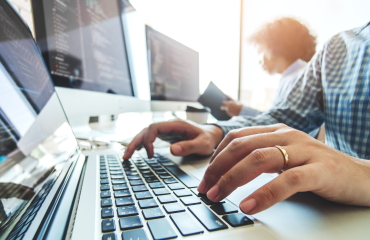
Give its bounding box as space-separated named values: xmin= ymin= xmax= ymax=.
xmin=101 ymin=207 xmax=114 ymax=218
xmin=101 ymin=179 xmax=109 ymax=184
xmin=102 ymin=219 xmax=116 ymax=232
xmin=138 ymin=199 xmax=158 ymax=209
xmin=121 ymin=229 xmax=148 ymax=240
xmin=100 ymin=170 xmax=107 ymax=174
xmin=142 ymin=173 xmax=155 ymax=178
xmin=116 ymin=197 xmax=135 ymax=206
xmin=222 ymin=213 xmax=254 ymax=227
xmin=142 ymin=207 xmax=165 ymax=220
xmin=140 ymin=170 xmax=152 ymax=175
xmin=210 ymin=203 xmax=238 ymax=215
xmin=111 ymin=179 xmax=126 ymax=185
xmin=110 ymin=171 xmax=123 ymax=175
xmin=155 ymin=170 xmax=168 ymax=175
xmin=188 ymin=205 xmax=228 ymax=231
xmin=102 ymin=233 xmax=117 ymax=240
xmin=109 ymin=167 xmax=121 ymax=171
xmin=152 ymin=188 xmax=170 ymax=196
xmin=130 ymin=180 xmax=145 ymax=186
xmin=114 ymin=190 xmax=131 ymax=198
xmin=163 ymin=203 xmax=185 ymax=213
xmin=158 ymin=174 xmax=172 ymax=179
xmin=180 ymin=197 xmax=201 ymax=206
xmin=128 ymin=175 xmax=142 ymax=180
xmin=113 ymin=184 xmax=128 ymax=191
xmin=148 ymin=182 xmax=164 ymax=189
xmin=164 ymin=166 xmax=200 ymax=188
xmin=167 ymin=183 xmax=185 ymax=190
xmin=145 ymin=177 xmax=159 ymax=183
xmin=101 ymin=190 xmax=111 ymax=198
xmin=100 ymin=174 xmax=108 ymax=179
xmin=170 ymin=212 xmax=204 ymax=236
xmin=126 ymin=171 xmax=139 ymax=176
xmin=147 ymin=218 xmax=177 ymax=240
xmin=158 ymin=195 xmax=177 ymax=204
xmin=117 ymin=206 xmax=138 ymax=217
xmin=132 ymin=185 xmax=148 ymax=192
xmin=190 ymin=188 xmax=199 ymax=196
xmin=173 ymin=189 xmax=192 ymax=197
xmin=119 ymin=216 xmax=143 ymax=230
xmin=135 ymin=191 xmax=153 ymax=200
xmin=111 ymin=174 xmax=125 ymax=179
xmin=101 ymin=198 xmax=112 ymax=207
xmin=163 ymin=178 xmax=178 ymax=184
xmin=101 ymin=184 xmax=110 ymax=191
xmin=201 ymin=195 xmax=225 ymax=205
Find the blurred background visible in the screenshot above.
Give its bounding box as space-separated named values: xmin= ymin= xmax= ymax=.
xmin=9 ymin=0 xmax=370 ymax=112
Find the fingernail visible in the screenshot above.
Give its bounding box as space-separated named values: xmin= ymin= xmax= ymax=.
xmin=171 ymin=144 xmax=182 ymax=155
xmin=198 ymin=179 xmax=206 ymax=193
xmin=207 ymin=185 xmax=219 ymax=201
xmin=240 ymin=198 xmax=257 ymax=214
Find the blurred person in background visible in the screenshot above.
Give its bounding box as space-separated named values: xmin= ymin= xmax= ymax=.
xmin=222 ymin=17 xmax=317 ymax=120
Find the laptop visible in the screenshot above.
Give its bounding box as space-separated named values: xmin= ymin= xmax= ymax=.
xmin=0 ymin=1 xmax=280 ymax=240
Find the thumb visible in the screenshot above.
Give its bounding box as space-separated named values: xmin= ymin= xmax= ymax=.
xmin=170 ymin=138 xmax=212 ymax=156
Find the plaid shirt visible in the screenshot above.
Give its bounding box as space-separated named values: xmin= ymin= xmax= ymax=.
xmin=216 ymin=22 xmax=370 ymax=160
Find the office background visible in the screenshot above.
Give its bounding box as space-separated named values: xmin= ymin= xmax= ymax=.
xmin=9 ymin=0 xmax=370 ymax=112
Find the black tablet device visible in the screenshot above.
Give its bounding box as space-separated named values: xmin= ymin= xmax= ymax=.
xmin=197 ymin=81 xmax=231 ymax=121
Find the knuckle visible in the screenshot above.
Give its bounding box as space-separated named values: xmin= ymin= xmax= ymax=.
xmin=249 ymin=149 xmax=268 ymax=167
xmin=228 ymin=138 xmax=245 ymax=153
xmin=221 ymin=172 xmax=237 ymax=187
xmin=275 ymin=123 xmax=288 ymax=129
xmin=226 ymin=130 xmax=240 ymax=141
xmin=260 ymin=185 xmax=278 ymax=202
xmin=284 ymin=169 xmax=306 ymax=187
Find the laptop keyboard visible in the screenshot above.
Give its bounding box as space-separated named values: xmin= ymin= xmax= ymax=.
xmin=100 ymin=154 xmax=253 ymax=240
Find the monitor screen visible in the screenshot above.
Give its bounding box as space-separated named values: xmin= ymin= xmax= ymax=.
xmin=33 ymin=0 xmax=133 ymax=96
xmin=146 ymin=26 xmax=199 ymax=102
xmin=0 ymin=1 xmax=77 ymax=236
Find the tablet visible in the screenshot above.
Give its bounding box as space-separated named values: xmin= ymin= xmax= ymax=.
xmin=197 ymin=81 xmax=231 ymax=121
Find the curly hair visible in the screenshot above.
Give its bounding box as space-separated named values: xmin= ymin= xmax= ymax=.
xmin=248 ymin=17 xmax=317 ymax=63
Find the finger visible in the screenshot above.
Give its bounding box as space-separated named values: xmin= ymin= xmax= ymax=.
xmin=123 ymin=128 xmax=148 ymax=159
xmin=142 ymin=121 xmax=193 ymax=158
xmin=209 ymin=124 xmax=286 ymax=164
xmin=206 ymin=146 xmax=296 ymax=202
xmin=200 ymin=130 xmax=287 ymax=193
xmin=239 ymin=165 xmax=317 ymax=215
xmin=220 ymin=105 xmax=228 ymax=111
xmin=223 ymin=100 xmax=232 ymax=105
xmin=170 ymin=137 xmax=213 ymax=157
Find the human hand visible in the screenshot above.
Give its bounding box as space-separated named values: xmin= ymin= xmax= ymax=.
xmin=123 ymin=119 xmax=223 ymax=159
xmin=198 ymin=123 xmax=370 ymax=215
xmin=220 ymin=100 xmax=243 ymax=117
xmin=0 ymin=183 xmax=35 ymax=200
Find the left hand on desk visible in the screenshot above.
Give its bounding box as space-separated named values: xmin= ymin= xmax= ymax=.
xmin=197 ymin=123 xmax=370 ymax=215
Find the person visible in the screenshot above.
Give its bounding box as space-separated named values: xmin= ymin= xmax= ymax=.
xmin=123 ymin=21 xmax=370 ymax=215
xmin=221 ymin=17 xmax=317 ymax=118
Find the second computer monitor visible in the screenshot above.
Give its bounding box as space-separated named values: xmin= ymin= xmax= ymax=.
xmin=146 ymin=26 xmax=200 ymax=111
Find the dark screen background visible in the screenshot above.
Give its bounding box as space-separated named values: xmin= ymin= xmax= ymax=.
xmin=146 ymin=26 xmax=199 ymax=102
xmin=38 ymin=0 xmax=133 ymax=96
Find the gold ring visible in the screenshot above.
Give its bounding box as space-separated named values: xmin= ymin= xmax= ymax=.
xmin=275 ymin=145 xmax=289 ymax=170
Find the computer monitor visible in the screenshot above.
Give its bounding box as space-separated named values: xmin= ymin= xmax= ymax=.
xmin=145 ymin=25 xmax=202 ymax=111
xmin=31 ymin=0 xmax=150 ymax=134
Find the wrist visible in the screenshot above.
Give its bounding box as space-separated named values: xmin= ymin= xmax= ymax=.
xmin=202 ymin=124 xmax=224 ymax=148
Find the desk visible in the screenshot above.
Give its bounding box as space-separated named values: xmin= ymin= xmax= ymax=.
xmin=82 ymin=112 xmax=370 ymax=240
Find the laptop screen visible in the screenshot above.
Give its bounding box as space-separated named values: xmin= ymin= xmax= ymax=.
xmin=0 ymin=1 xmax=78 ymax=236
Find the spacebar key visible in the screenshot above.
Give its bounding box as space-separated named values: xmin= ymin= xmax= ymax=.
xmin=164 ymin=166 xmax=199 ymax=188
xmin=188 ymin=205 xmax=228 ymax=231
